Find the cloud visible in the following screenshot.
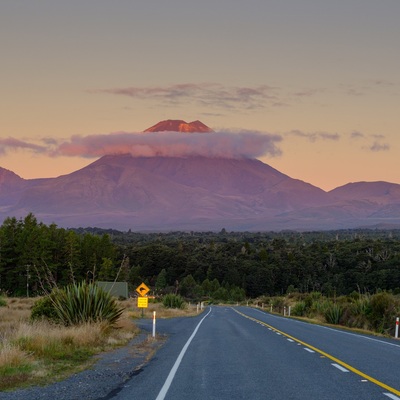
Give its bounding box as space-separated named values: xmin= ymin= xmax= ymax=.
xmin=90 ymin=83 xmax=281 ymax=111
xmin=0 ymin=138 xmax=47 ymax=156
xmin=350 ymin=131 xmax=365 ymax=139
xmin=52 ymin=130 xmax=282 ymax=160
xmin=286 ymin=130 xmax=340 ymax=142
xmin=349 ymin=131 xmax=391 ymax=152
xmin=369 ymin=142 xmax=390 ymax=152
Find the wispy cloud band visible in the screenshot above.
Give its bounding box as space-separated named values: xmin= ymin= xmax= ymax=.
xmin=90 ymin=83 xmax=283 ymax=111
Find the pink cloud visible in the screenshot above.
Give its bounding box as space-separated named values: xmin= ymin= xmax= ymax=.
xmin=0 ymin=138 xmax=46 ymax=155
xmin=52 ymin=130 xmax=282 ymax=159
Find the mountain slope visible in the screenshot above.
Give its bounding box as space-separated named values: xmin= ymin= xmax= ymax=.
xmin=7 ymin=154 xmax=333 ymax=230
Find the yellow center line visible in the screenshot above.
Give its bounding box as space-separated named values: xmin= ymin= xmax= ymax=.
xmin=233 ymin=308 xmax=400 ymax=397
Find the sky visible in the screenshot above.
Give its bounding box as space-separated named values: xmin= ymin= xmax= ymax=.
xmin=1 ymin=1 xmax=399 ymax=191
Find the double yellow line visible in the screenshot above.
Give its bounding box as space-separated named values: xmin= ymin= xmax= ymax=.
xmin=234 ymin=308 xmax=400 ymax=397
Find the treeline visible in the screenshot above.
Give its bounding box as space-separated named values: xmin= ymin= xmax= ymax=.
xmin=0 ymin=214 xmax=117 ymax=296
xmin=1 ymin=214 xmax=400 ymax=299
xmin=118 ymin=229 xmax=400 ymax=298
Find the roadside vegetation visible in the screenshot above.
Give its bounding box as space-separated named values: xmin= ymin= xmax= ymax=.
xmin=257 ymin=290 xmax=400 ymax=336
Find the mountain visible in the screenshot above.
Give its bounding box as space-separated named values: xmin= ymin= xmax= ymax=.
xmin=144 ymin=119 xmax=213 ymax=133
xmin=0 ymin=121 xmax=399 ymax=231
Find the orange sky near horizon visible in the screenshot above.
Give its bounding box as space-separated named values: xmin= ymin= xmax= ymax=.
xmin=1 ymin=1 xmax=399 ymax=191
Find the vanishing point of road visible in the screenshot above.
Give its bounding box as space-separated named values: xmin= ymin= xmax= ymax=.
xmin=110 ymin=306 xmax=400 ymax=400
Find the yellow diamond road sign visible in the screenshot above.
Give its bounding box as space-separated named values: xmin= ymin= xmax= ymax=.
xmin=136 ymin=282 xmax=150 ymax=297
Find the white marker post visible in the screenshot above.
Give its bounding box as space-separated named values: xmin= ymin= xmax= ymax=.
xmin=395 ymin=317 xmax=399 ymax=339
xmin=152 ymin=311 xmax=156 ymax=338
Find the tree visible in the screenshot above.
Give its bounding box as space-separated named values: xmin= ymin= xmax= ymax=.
xmin=156 ymin=268 xmax=168 ymax=291
xmin=98 ymin=257 xmax=115 ymax=281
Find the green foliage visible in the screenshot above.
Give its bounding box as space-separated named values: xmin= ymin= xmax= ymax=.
xmin=97 ymin=257 xmax=115 ymax=281
xmin=50 ymin=281 xmax=125 ymax=326
xmin=162 ymin=294 xmax=187 ymax=309
xmin=0 ymin=214 xmax=118 ymax=296
xmin=291 ymin=301 xmax=307 ymax=317
xmin=31 ymin=296 xmax=59 ymax=322
xmin=3 ymin=215 xmax=400 ymax=302
xmin=155 ymin=269 xmax=168 ymax=291
xmin=0 ymin=297 xmax=7 ymax=307
xmin=368 ymin=292 xmax=399 ymax=333
xmin=324 ymin=303 xmax=343 ymax=325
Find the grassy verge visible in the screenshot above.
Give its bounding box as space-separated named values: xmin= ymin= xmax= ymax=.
xmin=0 ymin=297 xmax=201 ymax=391
xmin=255 ymin=291 xmax=400 ymax=337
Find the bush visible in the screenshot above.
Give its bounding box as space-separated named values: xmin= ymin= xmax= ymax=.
xmin=291 ymin=301 xmax=307 ymax=317
xmin=0 ymin=297 xmax=6 ymax=307
xmin=50 ymin=282 xmax=125 ymax=327
xmin=31 ymin=296 xmax=59 ymax=323
xmin=162 ymin=294 xmax=187 ymax=309
xmin=324 ymin=303 xmax=343 ymax=325
xmin=368 ymin=292 xmax=399 ymax=334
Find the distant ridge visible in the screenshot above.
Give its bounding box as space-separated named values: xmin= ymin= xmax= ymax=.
xmin=144 ymin=119 xmax=213 ymax=133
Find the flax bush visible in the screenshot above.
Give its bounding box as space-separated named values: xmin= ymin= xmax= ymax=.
xmin=162 ymin=294 xmax=187 ymax=309
xmin=31 ymin=282 xmax=124 ymax=327
xmin=324 ymin=302 xmax=343 ymax=325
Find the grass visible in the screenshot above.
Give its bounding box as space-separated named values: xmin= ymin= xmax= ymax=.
xmin=0 ymin=296 xmax=201 ymax=391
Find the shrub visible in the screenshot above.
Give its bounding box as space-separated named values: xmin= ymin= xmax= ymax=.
xmin=291 ymin=301 xmax=307 ymax=317
xmin=271 ymin=297 xmax=285 ymax=313
xmin=0 ymin=297 xmax=6 ymax=307
xmin=50 ymin=282 xmax=125 ymax=327
xmin=368 ymin=292 xmax=399 ymax=334
xmin=162 ymin=294 xmax=187 ymax=309
xmin=31 ymin=296 xmax=59 ymax=323
xmin=324 ymin=303 xmax=343 ymax=325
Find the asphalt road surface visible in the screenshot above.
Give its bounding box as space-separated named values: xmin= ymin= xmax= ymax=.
xmin=110 ymin=306 xmax=400 ymax=400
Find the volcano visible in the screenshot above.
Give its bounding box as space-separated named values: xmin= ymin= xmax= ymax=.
xmin=0 ymin=120 xmax=399 ymax=231
xmin=144 ymin=119 xmax=213 ymax=133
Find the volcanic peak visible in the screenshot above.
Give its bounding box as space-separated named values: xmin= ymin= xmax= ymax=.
xmin=144 ymin=119 xmax=213 ymax=133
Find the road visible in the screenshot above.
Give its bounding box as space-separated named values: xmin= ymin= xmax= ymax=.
xmin=109 ymin=306 xmax=400 ymax=400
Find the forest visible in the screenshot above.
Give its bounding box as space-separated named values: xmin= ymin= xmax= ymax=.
xmin=1 ymin=213 xmax=400 ymax=300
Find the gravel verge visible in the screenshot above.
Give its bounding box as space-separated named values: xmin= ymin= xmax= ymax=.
xmin=1 ymin=332 xmax=163 ymax=400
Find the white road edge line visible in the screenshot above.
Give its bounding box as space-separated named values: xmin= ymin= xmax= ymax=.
xmin=155 ymin=307 xmax=212 ymax=400
xmin=383 ymin=393 xmax=400 ymax=400
xmin=331 ymin=363 xmax=349 ymax=372
xmin=304 ymin=348 xmax=315 ymax=353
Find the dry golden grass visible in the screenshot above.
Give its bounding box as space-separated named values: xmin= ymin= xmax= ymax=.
xmin=0 ymin=342 xmax=31 ymax=369
xmin=0 ymin=296 xmax=138 ymax=390
xmin=120 ymin=298 xmax=203 ymax=319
